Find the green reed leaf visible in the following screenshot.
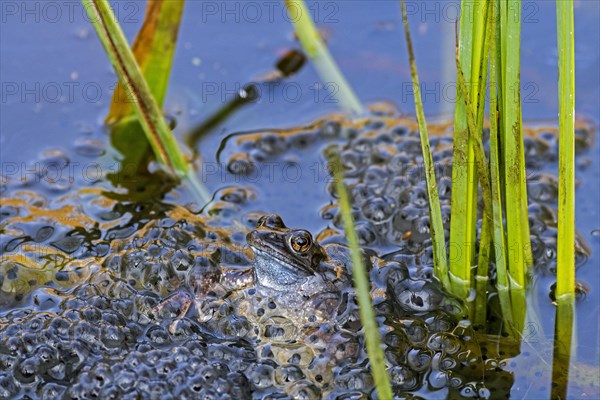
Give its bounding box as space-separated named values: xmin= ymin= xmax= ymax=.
xmin=82 ymin=0 xmax=210 ymax=204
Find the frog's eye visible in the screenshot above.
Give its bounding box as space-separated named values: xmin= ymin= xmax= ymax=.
xmin=289 ymin=231 xmax=312 ymax=253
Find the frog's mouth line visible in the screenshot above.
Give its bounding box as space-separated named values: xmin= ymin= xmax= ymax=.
xmin=250 ymin=247 xmax=314 ymax=276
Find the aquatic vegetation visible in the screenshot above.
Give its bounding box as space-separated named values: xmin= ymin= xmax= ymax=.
xmin=284 ymin=0 xmax=362 ymax=115
xmin=326 ymin=148 xmax=393 ymax=399
xmin=82 ymin=0 xmax=210 ymax=204
xmin=399 ymin=0 xmax=449 ymax=292
xmin=552 ymin=0 xmax=577 ymax=398
xmin=2 ymin=112 xmax=596 ymax=398
xmin=1 ymin=0 xmax=596 ymax=398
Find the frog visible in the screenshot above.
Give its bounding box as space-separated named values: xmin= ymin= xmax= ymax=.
xmin=153 ymin=213 xmax=462 ymax=334
xmin=245 ymin=214 xmax=353 ymax=318
xmin=152 ymin=214 xmax=357 ymax=327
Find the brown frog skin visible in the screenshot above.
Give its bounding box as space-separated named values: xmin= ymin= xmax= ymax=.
xmin=153 ymin=214 xmax=353 ymax=325
xmin=246 ymin=214 xmax=343 ymax=310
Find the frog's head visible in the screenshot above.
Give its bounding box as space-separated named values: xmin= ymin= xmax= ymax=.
xmin=247 ymin=214 xmax=325 ymax=291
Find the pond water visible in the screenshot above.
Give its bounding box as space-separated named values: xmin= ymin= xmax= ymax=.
xmin=1 ymin=1 xmax=599 ymax=399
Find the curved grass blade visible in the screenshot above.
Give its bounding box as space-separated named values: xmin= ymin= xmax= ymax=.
xmin=399 ymin=0 xmax=449 ymax=291
xmin=326 ymin=148 xmax=393 ymax=400
xmin=82 ymin=0 xmax=210 ymax=204
xmin=284 ymin=0 xmax=362 ymax=115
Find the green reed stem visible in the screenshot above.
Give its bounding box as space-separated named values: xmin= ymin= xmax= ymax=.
xmin=284 ymin=0 xmax=363 ymax=115
xmin=82 ymin=0 xmax=210 ymax=205
xmin=473 ymin=2 xmax=492 ymax=325
xmin=399 ymin=0 xmax=449 ymax=291
xmin=552 ymin=1 xmax=576 ymax=390
xmin=551 ymin=301 xmax=575 ymax=399
xmin=474 ymin=216 xmax=491 ymax=326
xmin=326 ymin=148 xmax=393 ymax=400
xmin=448 ymin=0 xmax=487 ymax=299
xmin=499 ymin=0 xmax=527 ymax=332
xmin=489 ymin=0 xmax=514 ymax=336
xmin=555 ymin=0 xmax=576 ymax=305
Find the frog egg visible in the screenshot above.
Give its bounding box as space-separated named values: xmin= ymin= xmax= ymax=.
xmin=398 ymin=319 xmax=429 ymax=346
xmin=74 ymin=137 xmax=106 ymax=158
xmin=218 ymin=315 xmax=252 ymax=337
xmin=248 ymin=363 xmax=276 ymax=389
xmin=256 ymin=133 xmax=287 ymax=155
xmin=289 ymin=131 xmax=318 ymax=149
xmin=219 ymin=186 xmax=252 ymax=204
xmin=524 ymin=135 xmax=550 ymax=158
xmin=371 ymin=143 xmax=396 ymax=164
xmin=285 ymin=380 xmax=320 ymax=400
xmin=340 ymin=149 xmax=369 ymax=177
xmin=427 ymin=370 xmax=451 ymax=390
xmin=354 ymin=222 xmax=378 ymax=246
xmin=66 ymin=382 xmax=98 ymax=399
xmin=34 ymin=344 xmax=60 ymax=370
xmin=385 ymin=176 xmax=410 ymax=202
xmin=334 ymin=368 xmax=373 ymax=392
xmin=361 ymin=196 xmax=396 ymax=224
xmin=427 ymin=332 xmax=461 ymax=355
xmin=460 ymin=384 xmax=491 ymax=399
xmin=437 ymin=176 xmax=452 ymax=200
xmin=39 ymin=148 xmax=70 ymax=171
xmin=319 ymin=203 xmax=338 ymax=220
xmin=393 ymin=279 xmax=443 ymax=314
xmin=39 ymin=382 xmax=67 ymax=399
xmin=88 ymin=362 xmax=114 ymax=389
xmin=409 ymin=186 xmax=429 ymax=209
xmin=227 ymin=154 xmax=255 ymax=175
xmin=386 ymin=153 xmax=411 ymax=175
xmin=168 ymin=249 xmax=194 ymax=273
xmin=407 ymin=348 xmax=432 ymax=372
xmin=351 ymin=183 xmax=376 ymax=206
xmin=363 ymin=165 xmax=390 ymax=189
xmin=388 ymin=365 xmax=418 ymax=391
xmin=381 ymin=262 xmax=410 ymax=289
xmin=528 ymin=177 xmax=558 ymax=203
xmin=390 ymin=124 xmax=410 ymax=137
xmin=410 ymin=216 xmax=431 ymax=244
xmin=319 ymin=120 xmax=342 ymax=139
xmin=396 ymin=138 xmax=422 ymax=155
xmin=14 ymin=356 xmax=40 ymax=385
xmin=333 ymin=391 xmax=373 ymax=400
xmin=275 ymin=364 xmax=305 ymax=385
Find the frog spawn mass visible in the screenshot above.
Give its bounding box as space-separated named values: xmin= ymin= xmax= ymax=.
xmin=0 ymin=205 xmax=480 ymax=399
xmin=0 ymin=109 xmax=596 ymax=399
xmin=222 ymin=108 xmax=594 ymax=285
